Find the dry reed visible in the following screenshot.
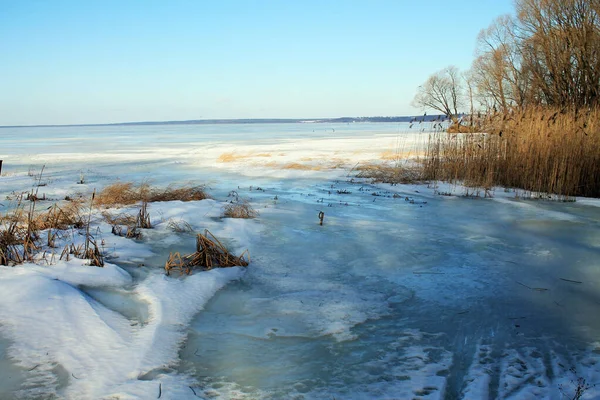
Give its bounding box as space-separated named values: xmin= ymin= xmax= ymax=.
xmin=167 ymin=219 xmax=194 ymax=233
xmin=222 ymin=200 xmax=258 ymax=219
xmin=424 ymin=107 xmax=600 ymax=198
xmin=60 ymin=239 xmax=104 ymax=267
xmin=165 ymin=230 xmax=249 ymax=276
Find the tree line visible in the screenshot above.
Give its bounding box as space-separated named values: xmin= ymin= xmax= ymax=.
xmin=413 ymin=0 xmax=600 ymax=120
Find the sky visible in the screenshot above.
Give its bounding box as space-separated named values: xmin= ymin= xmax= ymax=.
xmin=0 ymin=0 xmax=514 ymax=125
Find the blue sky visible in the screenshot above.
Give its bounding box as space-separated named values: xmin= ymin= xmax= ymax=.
xmin=0 ymin=1 xmax=514 ymax=125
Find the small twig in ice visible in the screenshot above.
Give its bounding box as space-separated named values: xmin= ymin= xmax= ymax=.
xmin=28 ymin=364 xmax=40 ymax=372
xmin=158 ymin=383 xmax=162 ymax=398
xmin=559 ymin=277 xmax=582 ymax=284
xmin=516 ymin=281 xmax=549 ymax=291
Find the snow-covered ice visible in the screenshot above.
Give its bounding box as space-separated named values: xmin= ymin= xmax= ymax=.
xmin=1 ymin=122 xmax=600 ymax=399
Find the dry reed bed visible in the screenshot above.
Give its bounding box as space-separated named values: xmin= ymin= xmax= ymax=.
xmin=0 ymin=194 xmax=81 ymax=265
xmin=424 ymin=107 xmax=600 ymax=198
xmin=165 ymin=230 xmax=249 ymax=276
xmin=1 ymin=182 xmax=211 ymax=266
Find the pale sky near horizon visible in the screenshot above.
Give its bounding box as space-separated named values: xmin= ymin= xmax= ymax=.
xmin=0 ymin=1 xmax=514 ymax=126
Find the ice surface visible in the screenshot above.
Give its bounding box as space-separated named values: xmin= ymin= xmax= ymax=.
xmin=1 ymin=122 xmax=600 ymax=399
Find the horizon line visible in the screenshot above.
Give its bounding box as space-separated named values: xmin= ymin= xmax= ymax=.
xmin=0 ymin=114 xmax=441 ymax=129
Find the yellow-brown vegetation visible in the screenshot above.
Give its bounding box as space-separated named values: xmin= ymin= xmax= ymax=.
xmin=423 ymin=107 xmax=600 ymax=198
xmin=95 ymin=182 xmax=209 ymax=207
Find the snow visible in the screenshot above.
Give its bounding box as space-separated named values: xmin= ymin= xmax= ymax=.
xmin=1 ymin=122 xmax=600 ymax=399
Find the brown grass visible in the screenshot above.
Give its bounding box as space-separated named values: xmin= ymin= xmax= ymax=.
xmin=102 ymin=212 xmax=137 ymax=226
xmin=282 ymin=163 xmax=321 ymax=170
xmin=446 ymin=122 xmax=476 ymax=134
xmin=356 ymin=164 xmax=423 ymax=184
xmin=222 ymin=200 xmax=258 ymax=219
xmin=0 ymin=194 xmax=40 ymax=265
xmin=218 ymin=152 xmax=272 ymax=163
xmin=0 ymin=217 xmax=31 ymax=265
xmin=165 ymin=230 xmax=249 ymax=275
xmin=380 ymin=150 xmax=425 ymax=161
xmin=167 ymin=219 xmax=194 ymax=233
xmin=104 ymin=202 xmax=151 ymax=239
xmin=35 ymin=201 xmax=86 ymax=231
xmin=95 ymin=182 xmax=210 ymax=207
xmin=424 ymin=107 xmax=600 ymax=198
xmin=60 ymin=238 xmax=104 ymax=267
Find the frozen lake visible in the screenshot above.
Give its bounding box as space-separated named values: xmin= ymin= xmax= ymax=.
xmin=1 ymin=123 xmax=599 ymax=399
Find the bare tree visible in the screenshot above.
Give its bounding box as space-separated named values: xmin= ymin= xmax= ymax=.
xmin=412 ymin=66 xmax=463 ymax=119
xmin=471 ymin=15 xmax=529 ymax=111
xmin=516 ymin=0 xmax=600 ymax=108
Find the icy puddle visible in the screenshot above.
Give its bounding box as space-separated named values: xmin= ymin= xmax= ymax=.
xmin=177 ymin=179 xmax=600 ymax=399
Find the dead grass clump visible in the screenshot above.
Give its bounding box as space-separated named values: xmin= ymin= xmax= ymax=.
xmin=167 ymin=219 xmax=194 ymax=233
xmin=356 ymin=164 xmax=423 ymax=184
xmin=222 ymin=200 xmax=258 ymax=219
xmin=0 ymin=220 xmax=30 ymax=265
xmin=94 ymin=182 xmax=138 ymax=207
xmin=1 ymin=197 xmax=87 ymax=265
xmin=60 ymin=238 xmax=104 ymax=267
xmin=102 ymin=212 xmax=137 ymax=226
xmin=217 ymin=152 xmax=272 ymax=163
xmin=423 ymin=106 xmax=600 ymax=198
xmin=282 ymin=162 xmax=319 ymax=170
xmin=111 ymin=224 xmax=142 ymax=239
xmin=218 ymin=152 xmax=243 ymax=162
xmin=32 ymin=201 xmax=86 ymax=231
xmin=148 ymin=185 xmax=210 ymax=202
xmin=446 ymin=122 xmax=475 ymax=133
xmin=104 ymin=211 xmax=140 ymax=238
xmin=95 ymin=182 xmax=210 ymax=207
xmin=165 ymin=230 xmax=249 ymax=276
xmin=104 ymin=203 xmax=150 ymax=239
xmin=0 ymin=195 xmax=40 ymax=265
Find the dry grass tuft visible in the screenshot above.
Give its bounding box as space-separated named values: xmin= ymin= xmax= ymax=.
xmin=0 ymin=218 xmax=32 ymax=265
xmin=222 ymin=200 xmax=258 ymax=219
xmin=104 ymin=202 xmax=151 ymax=239
xmin=102 ymin=212 xmax=137 ymax=226
xmin=167 ymin=219 xmax=194 ymax=233
xmin=1 ymin=194 xmax=40 ymax=265
xmin=423 ymin=107 xmax=600 ymax=198
xmin=356 ymin=164 xmax=423 ymax=184
xmin=218 ymin=152 xmax=243 ymax=162
xmin=217 ymin=152 xmax=272 ymax=163
xmin=149 ymin=185 xmax=210 ymax=202
xmin=281 ymin=163 xmax=320 ymax=170
xmin=94 ymin=182 xmax=138 ymax=207
xmin=60 ymin=238 xmax=104 ymax=267
xmin=33 ymin=201 xmax=86 ymax=231
xmin=95 ymin=182 xmax=210 ymax=207
xmin=165 ymin=230 xmax=249 ymax=276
